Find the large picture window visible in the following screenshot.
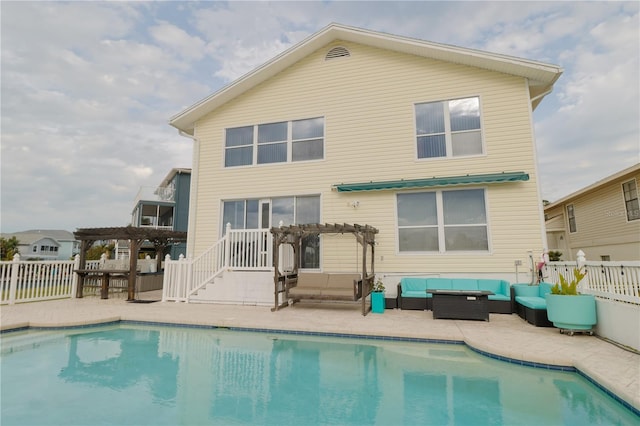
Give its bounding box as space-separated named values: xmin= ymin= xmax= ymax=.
xmin=622 ymin=179 xmax=640 ymax=221
xmin=415 ymin=97 xmax=482 ymax=159
xmin=225 ymin=117 xmax=324 ymax=167
xmin=397 ymin=189 xmax=488 ymax=252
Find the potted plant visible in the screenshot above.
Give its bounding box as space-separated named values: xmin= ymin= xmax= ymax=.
xmin=545 ymin=268 xmax=597 ymax=335
xmin=371 ymin=278 xmax=385 ymax=314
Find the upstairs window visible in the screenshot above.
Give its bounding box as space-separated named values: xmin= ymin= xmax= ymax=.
xmin=415 ymin=97 xmax=483 ymax=159
xmin=292 ymin=117 xmax=324 ymax=161
xmin=567 ymin=204 xmax=577 ymax=233
xmin=225 ymin=126 xmax=253 ymax=167
xmin=258 ymin=122 xmax=287 ymax=164
xmin=225 ymin=118 xmax=324 ymax=167
xmin=622 ymin=179 xmax=639 ymax=221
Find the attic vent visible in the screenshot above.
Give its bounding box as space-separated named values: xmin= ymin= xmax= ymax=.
xmin=325 ymin=46 xmax=350 ymax=60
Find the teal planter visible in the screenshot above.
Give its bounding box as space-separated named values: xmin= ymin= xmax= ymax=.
xmin=545 ymin=294 xmax=597 ymax=332
xmin=371 ymin=292 xmax=385 ymax=314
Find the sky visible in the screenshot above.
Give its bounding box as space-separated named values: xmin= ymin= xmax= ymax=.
xmin=1 ymin=1 xmax=638 ymax=233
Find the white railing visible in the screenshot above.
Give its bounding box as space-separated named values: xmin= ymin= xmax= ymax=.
xmin=162 ymin=226 xmax=276 ymax=302
xmin=544 ymin=254 xmax=640 ymax=305
xmin=0 ymin=254 xmax=80 ymax=304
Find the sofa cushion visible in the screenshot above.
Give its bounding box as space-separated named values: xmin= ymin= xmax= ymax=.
xmin=516 ymin=296 xmax=547 ymax=310
xmin=297 ymin=273 xmax=328 ymax=288
xmin=539 ymin=282 xmax=553 ymax=296
xmin=400 ymin=277 xmax=428 ymax=293
xmin=478 ymin=279 xmax=504 ymax=295
xmin=403 ymin=290 xmax=428 ymax=298
xmin=326 ymin=274 xmax=360 ymax=289
xmin=452 ymin=279 xmax=479 ymax=291
xmin=488 ymin=294 xmax=510 ymax=301
xmin=512 ymin=284 xmax=540 ymax=297
xmin=425 ymin=278 xmax=453 ymax=290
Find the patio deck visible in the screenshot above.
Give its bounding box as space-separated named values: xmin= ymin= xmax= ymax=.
xmin=1 ymin=291 xmax=638 ymax=412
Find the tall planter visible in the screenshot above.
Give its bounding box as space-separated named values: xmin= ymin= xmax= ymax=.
xmin=545 ymin=294 xmax=597 ymax=334
xmin=371 ymin=291 xmax=385 ymax=314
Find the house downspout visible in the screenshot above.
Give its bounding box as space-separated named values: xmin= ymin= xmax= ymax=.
xmin=526 ymin=79 xmax=549 ymax=283
xmin=179 ymin=130 xmax=199 ymax=258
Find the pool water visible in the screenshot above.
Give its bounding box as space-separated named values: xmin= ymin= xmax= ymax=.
xmin=1 ymin=324 xmax=637 ymax=425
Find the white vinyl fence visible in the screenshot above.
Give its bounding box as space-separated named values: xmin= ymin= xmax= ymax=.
xmin=544 ymin=251 xmax=640 ymax=305
xmin=0 ymin=254 xmax=80 ymax=304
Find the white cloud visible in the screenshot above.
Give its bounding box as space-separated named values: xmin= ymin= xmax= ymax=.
xmin=0 ymin=1 xmax=638 ymax=232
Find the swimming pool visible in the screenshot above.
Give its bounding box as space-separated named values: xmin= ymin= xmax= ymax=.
xmin=1 ymin=323 xmax=637 ymax=425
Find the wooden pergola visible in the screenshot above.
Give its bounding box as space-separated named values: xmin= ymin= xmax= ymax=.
xmin=270 ymin=223 xmax=379 ymax=315
xmin=73 ymin=226 xmax=187 ymax=300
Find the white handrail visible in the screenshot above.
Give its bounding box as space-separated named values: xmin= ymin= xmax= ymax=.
xmin=162 ymin=228 xmax=275 ymax=302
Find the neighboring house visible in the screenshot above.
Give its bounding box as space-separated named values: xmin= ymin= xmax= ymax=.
xmin=1 ymin=229 xmax=79 ymax=260
xmin=131 ymin=168 xmax=191 ymax=259
xmin=545 ymin=163 xmax=640 ymax=261
xmin=167 ymin=24 xmax=562 ymax=303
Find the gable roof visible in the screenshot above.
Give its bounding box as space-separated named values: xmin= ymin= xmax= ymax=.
xmin=1 ymin=229 xmax=75 ymax=245
xmin=1 ymin=233 xmax=60 ymax=246
xmin=544 ymin=163 xmax=640 ymax=210
xmin=170 ymin=23 xmax=563 ymax=135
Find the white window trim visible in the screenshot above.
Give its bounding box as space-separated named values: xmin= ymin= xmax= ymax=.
xmin=413 ymin=95 xmax=486 ymax=161
xmin=224 ymin=117 xmax=325 ymax=168
xmin=621 ymin=178 xmax=640 ymax=222
xmin=395 ymin=187 xmax=491 ymax=255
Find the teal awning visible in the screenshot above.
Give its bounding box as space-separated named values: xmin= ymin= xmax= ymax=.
xmin=333 ymin=172 xmax=529 ymax=192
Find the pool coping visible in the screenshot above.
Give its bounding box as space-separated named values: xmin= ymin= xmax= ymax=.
xmin=2 ymin=318 xmax=639 ymax=417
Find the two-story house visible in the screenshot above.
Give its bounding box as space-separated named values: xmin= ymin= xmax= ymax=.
xmin=130 ymin=168 xmax=191 ymax=259
xmin=166 ymin=24 xmax=562 ymax=304
xmin=1 ymin=229 xmax=79 ymax=260
xmin=545 ymin=163 xmax=640 ymax=261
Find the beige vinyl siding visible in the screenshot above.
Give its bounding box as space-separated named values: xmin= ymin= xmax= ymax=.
xmin=561 ymin=172 xmax=640 ymax=260
xmin=191 ymin=40 xmax=545 ymax=274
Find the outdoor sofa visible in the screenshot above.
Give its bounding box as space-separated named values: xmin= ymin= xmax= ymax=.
xmin=510 ymin=282 xmax=554 ymax=327
xmin=397 ymin=277 xmax=512 ymax=314
xmin=288 ymin=272 xmax=363 ymax=301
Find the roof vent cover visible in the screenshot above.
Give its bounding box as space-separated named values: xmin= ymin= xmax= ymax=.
xmin=325 ymin=46 xmax=350 ymax=60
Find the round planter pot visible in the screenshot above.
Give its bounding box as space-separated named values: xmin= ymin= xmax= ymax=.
xmin=545 ymin=294 xmax=597 ymax=331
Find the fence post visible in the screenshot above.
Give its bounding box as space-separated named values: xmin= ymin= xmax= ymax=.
xmin=180 ymin=253 xmax=188 ymax=302
xmin=576 ymin=250 xmax=586 ymax=268
xmin=161 ymin=254 xmax=171 ymax=302
xmin=8 ymin=253 xmax=20 ymax=305
xmin=100 ymin=253 xmax=107 ymax=269
xmin=71 ymin=254 xmax=80 ymax=298
xmin=224 ymin=223 xmax=232 ymax=269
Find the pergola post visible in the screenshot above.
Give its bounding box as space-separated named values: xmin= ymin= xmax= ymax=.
xmin=76 ymin=239 xmax=94 ymax=298
xmin=127 ymin=239 xmax=143 ymax=301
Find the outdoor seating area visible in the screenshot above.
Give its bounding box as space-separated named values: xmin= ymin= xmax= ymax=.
xmin=511 ymin=282 xmax=554 ymax=327
xmin=397 ymin=277 xmax=512 ymax=314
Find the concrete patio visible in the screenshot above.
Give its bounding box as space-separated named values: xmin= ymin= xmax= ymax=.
xmin=1 ymin=291 xmax=638 ymax=413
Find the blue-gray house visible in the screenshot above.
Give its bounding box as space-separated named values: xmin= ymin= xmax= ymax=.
xmin=131 ymin=168 xmax=191 ymax=259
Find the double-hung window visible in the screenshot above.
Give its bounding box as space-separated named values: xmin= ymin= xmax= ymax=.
xmin=225 ymin=126 xmax=254 ymax=167
xmin=397 ymin=189 xmax=488 ymax=252
xmin=225 ymin=117 xmax=324 ymax=167
xmin=566 ymin=204 xmax=576 ymax=233
xmin=415 ymin=97 xmax=483 ymax=159
xmin=622 ymin=179 xmax=640 ymax=221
